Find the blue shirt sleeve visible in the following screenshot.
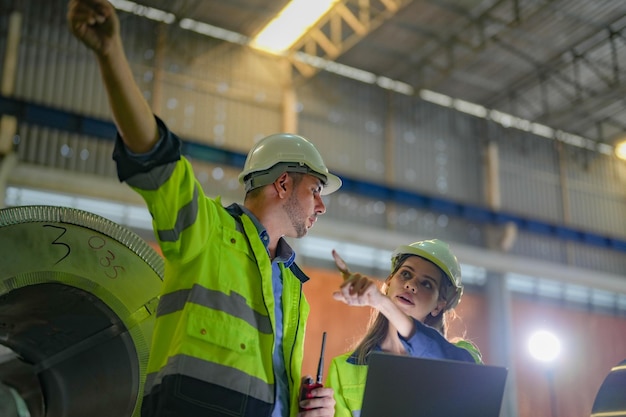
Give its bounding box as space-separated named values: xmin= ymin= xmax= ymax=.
xmin=398 ymin=319 xmax=475 ymax=363
xmin=112 ymin=116 xmax=182 ymax=182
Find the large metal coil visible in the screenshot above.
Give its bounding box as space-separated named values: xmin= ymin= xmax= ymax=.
xmin=0 ymin=205 xmax=163 ymax=417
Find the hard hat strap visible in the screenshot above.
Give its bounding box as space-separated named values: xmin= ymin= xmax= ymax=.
xmin=243 ymin=162 xmax=328 ymax=192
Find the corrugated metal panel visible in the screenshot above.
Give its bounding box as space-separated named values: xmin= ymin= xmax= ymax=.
xmin=0 ymin=9 xmax=8 ymax=85
xmin=321 ymin=194 xmax=485 ymax=248
xmin=188 ymin=159 xmax=243 ymax=204
xmin=156 ymin=29 xmax=284 ymax=151
xmin=392 ymin=97 xmax=484 ymax=205
xmin=505 ymin=228 xmax=626 ymax=277
xmin=386 ymin=203 xmax=484 ymax=247
xmin=498 ymin=128 xmax=563 ymax=222
xmin=565 ymin=240 xmax=626 ymax=276
xmin=564 ymin=147 xmax=626 ymax=237
xmin=13 ymin=1 xmax=116 ymax=117
xmin=15 ymin=122 xmax=117 ymax=177
xmin=158 ymin=82 xmax=282 ymax=149
xmin=508 ymin=230 xmax=567 ymax=265
xmin=568 ymin=189 xmax=625 ymax=237
xmin=297 ymin=72 xmax=387 ymax=182
xmin=499 ymin=169 xmax=563 ymax=222
xmin=321 ymin=192 xmax=388 ymax=230
xmin=94 ymin=138 xmax=117 ymax=177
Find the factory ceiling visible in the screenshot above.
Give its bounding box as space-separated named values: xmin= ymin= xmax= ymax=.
xmin=127 ymin=0 xmax=626 ymax=152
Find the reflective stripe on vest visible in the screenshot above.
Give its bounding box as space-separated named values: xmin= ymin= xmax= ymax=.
xmin=156 ymin=284 xmax=272 ymax=334
xmin=126 ymin=162 xmax=177 ymax=191
xmin=144 ymin=354 xmax=275 ymax=403
xmin=157 ymin=184 xmax=199 ymax=242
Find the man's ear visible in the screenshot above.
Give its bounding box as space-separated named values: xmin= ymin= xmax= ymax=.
xmin=273 ymin=172 xmax=290 ymax=197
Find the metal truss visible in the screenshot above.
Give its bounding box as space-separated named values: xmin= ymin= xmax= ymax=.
xmin=383 ymin=0 xmax=626 ymax=145
xmin=287 ymin=0 xmax=414 ymax=78
xmin=488 ymin=16 xmax=626 ymax=144
xmin=288 ymin=0 xmax=626 ymax=146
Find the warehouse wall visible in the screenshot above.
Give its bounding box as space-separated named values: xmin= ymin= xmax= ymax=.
xmin=2 ymin=0 xmax=624 ymax=274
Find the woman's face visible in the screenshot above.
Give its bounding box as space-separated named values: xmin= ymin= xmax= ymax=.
xmin=385 ymin=256 xmax=447 ymax=322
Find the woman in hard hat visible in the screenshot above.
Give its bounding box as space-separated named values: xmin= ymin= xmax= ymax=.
xmin=326 ymin=239 xmax=482 ymax=417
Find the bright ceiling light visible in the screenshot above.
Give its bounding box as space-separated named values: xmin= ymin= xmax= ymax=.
xmin=251 ymin=0 xmax=340 ymax=55
xmin=528 ymin=330 xmax=561 ymax=363
xmin=615 ymin=138 xmax=626 ymax=161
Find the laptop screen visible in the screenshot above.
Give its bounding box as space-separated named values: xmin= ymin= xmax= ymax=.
xmin=361 ymin=352 xmax=508 ymax=417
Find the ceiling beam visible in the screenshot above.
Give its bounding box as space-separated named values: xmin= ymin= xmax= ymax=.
xmin=397 ymin=0 xmax=557 ymax=87
xmin=486 ymin=20 xmax=626 ymax=143
xmin=287 ymin=0 xmax=415 ymax=79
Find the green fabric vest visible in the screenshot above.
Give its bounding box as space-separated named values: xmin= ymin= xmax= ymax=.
xmin=129 ymin=157 xmax=310 ymax=416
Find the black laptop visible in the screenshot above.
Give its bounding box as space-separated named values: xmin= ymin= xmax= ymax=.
xmin=361 ymin=352 xmax=508 ymax=417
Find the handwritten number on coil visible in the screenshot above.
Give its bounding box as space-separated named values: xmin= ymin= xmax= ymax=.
xmin=44 ymin=224 xmax=71 ymax=265
xmin=88 ymin=235 xmax=126 ymax=279
xmin=44 ymin=224 xmax=126 ymax=279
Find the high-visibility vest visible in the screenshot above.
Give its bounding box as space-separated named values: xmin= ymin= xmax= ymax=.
xmin=128 ymin=156 xmax=310 ymax=417
xmin=327 ymin=352 xmax=368 ymax=417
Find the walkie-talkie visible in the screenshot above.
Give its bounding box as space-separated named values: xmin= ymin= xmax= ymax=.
xmin=299 ymin=331 xmax=327 ymax=409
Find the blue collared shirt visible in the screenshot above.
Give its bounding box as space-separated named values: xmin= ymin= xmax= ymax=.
xmin=238 ymin=205 xmax=295 ymax=417
xmin=345 ymin=318 xmax=475 ymax=364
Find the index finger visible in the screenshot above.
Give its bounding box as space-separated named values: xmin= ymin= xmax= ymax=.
xmin=331 ymin=249 xmax=351 ymax=279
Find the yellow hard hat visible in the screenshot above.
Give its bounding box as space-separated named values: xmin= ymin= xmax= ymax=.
xmin=391 ymin=239 xmax=463 ymax=308
xmin=237 ymin=133 xmax=342 ymax=195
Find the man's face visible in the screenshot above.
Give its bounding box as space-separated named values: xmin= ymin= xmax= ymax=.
xmin=283 ymin=174 xmax=326 ymax=238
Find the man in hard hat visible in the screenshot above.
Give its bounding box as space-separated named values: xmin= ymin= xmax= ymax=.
xmin=67 ymin=1 xmax=340 ymax=416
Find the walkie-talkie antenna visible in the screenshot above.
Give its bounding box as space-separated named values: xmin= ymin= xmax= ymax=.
xmin=299 ymin=331 xmax=328 ymax=409
xmin=316 ymin=332 xmax=327 ymax=384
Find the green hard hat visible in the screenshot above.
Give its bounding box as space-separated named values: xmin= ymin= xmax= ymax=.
xmin=391 ymin=239 xmax=463 ymax=308
xmin=238 ymin=133 xmax=341 ymax=195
